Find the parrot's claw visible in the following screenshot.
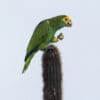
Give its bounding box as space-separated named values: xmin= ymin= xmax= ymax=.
xmin=57 ymin=33 xmax=64 ymax=40
xmin=52 ymin=33 xmax=64 ymax=43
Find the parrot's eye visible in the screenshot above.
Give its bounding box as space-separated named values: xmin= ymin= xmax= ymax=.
xmin=65 ymin=18 xmax=68 ymax=21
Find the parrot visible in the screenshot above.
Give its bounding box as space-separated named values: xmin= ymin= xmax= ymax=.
xmin=22 ymin=15 xmax=72 ymax=73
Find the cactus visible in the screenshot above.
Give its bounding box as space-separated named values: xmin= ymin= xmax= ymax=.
xmin=42 ymin=45 xmax=62 ymax=100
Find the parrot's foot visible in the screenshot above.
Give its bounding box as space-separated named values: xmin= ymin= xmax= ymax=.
xmin=52 ymin=33 xmax=64 ymax=43
xmin=57 ymin=33 xmax=64 ymax=40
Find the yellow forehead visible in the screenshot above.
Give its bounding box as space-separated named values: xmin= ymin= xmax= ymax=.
xmin=63 ymin=16 xmax=71 ymax=20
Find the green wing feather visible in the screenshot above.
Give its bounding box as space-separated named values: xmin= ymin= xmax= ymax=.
xmin=22 ymin=21 xmax=51 ymax=73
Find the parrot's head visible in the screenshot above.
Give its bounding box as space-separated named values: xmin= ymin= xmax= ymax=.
xmin=56 ymin=15 xmax=72 ymax=27
xmin=61 ymin=15 xmax=72 ymax=27
xmin=48 ymin=15 xmax=72 ymax=31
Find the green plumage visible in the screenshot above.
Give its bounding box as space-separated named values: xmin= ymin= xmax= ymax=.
xmin=22 ymin=15 xmax=72 ymax=73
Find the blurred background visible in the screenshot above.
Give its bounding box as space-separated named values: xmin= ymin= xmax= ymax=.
xmin=0 ymin=0 xmax=100 ymax=100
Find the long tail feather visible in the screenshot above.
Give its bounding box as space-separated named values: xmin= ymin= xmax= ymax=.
xmin=24 ymin=47 xmax=37 ymax=61
xmin=22 ymin=52 xmax=36 ymax=73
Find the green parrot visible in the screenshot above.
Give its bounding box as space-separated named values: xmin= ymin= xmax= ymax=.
xmin=22 ymin=15 xmax=72 ymax=73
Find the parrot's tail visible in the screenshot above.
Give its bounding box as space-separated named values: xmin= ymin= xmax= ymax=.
xmin=22 ymin=51 xmax=36 ymax=73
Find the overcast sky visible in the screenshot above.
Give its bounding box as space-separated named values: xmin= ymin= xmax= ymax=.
xmin=0 ymin=0 xmax=100 ymax=100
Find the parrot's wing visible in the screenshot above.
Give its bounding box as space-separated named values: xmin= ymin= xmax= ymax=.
xmin=25 ymin=21 xmax=50 ymax=61
xmin=22 ymin=21 xmax=50 ymax=73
